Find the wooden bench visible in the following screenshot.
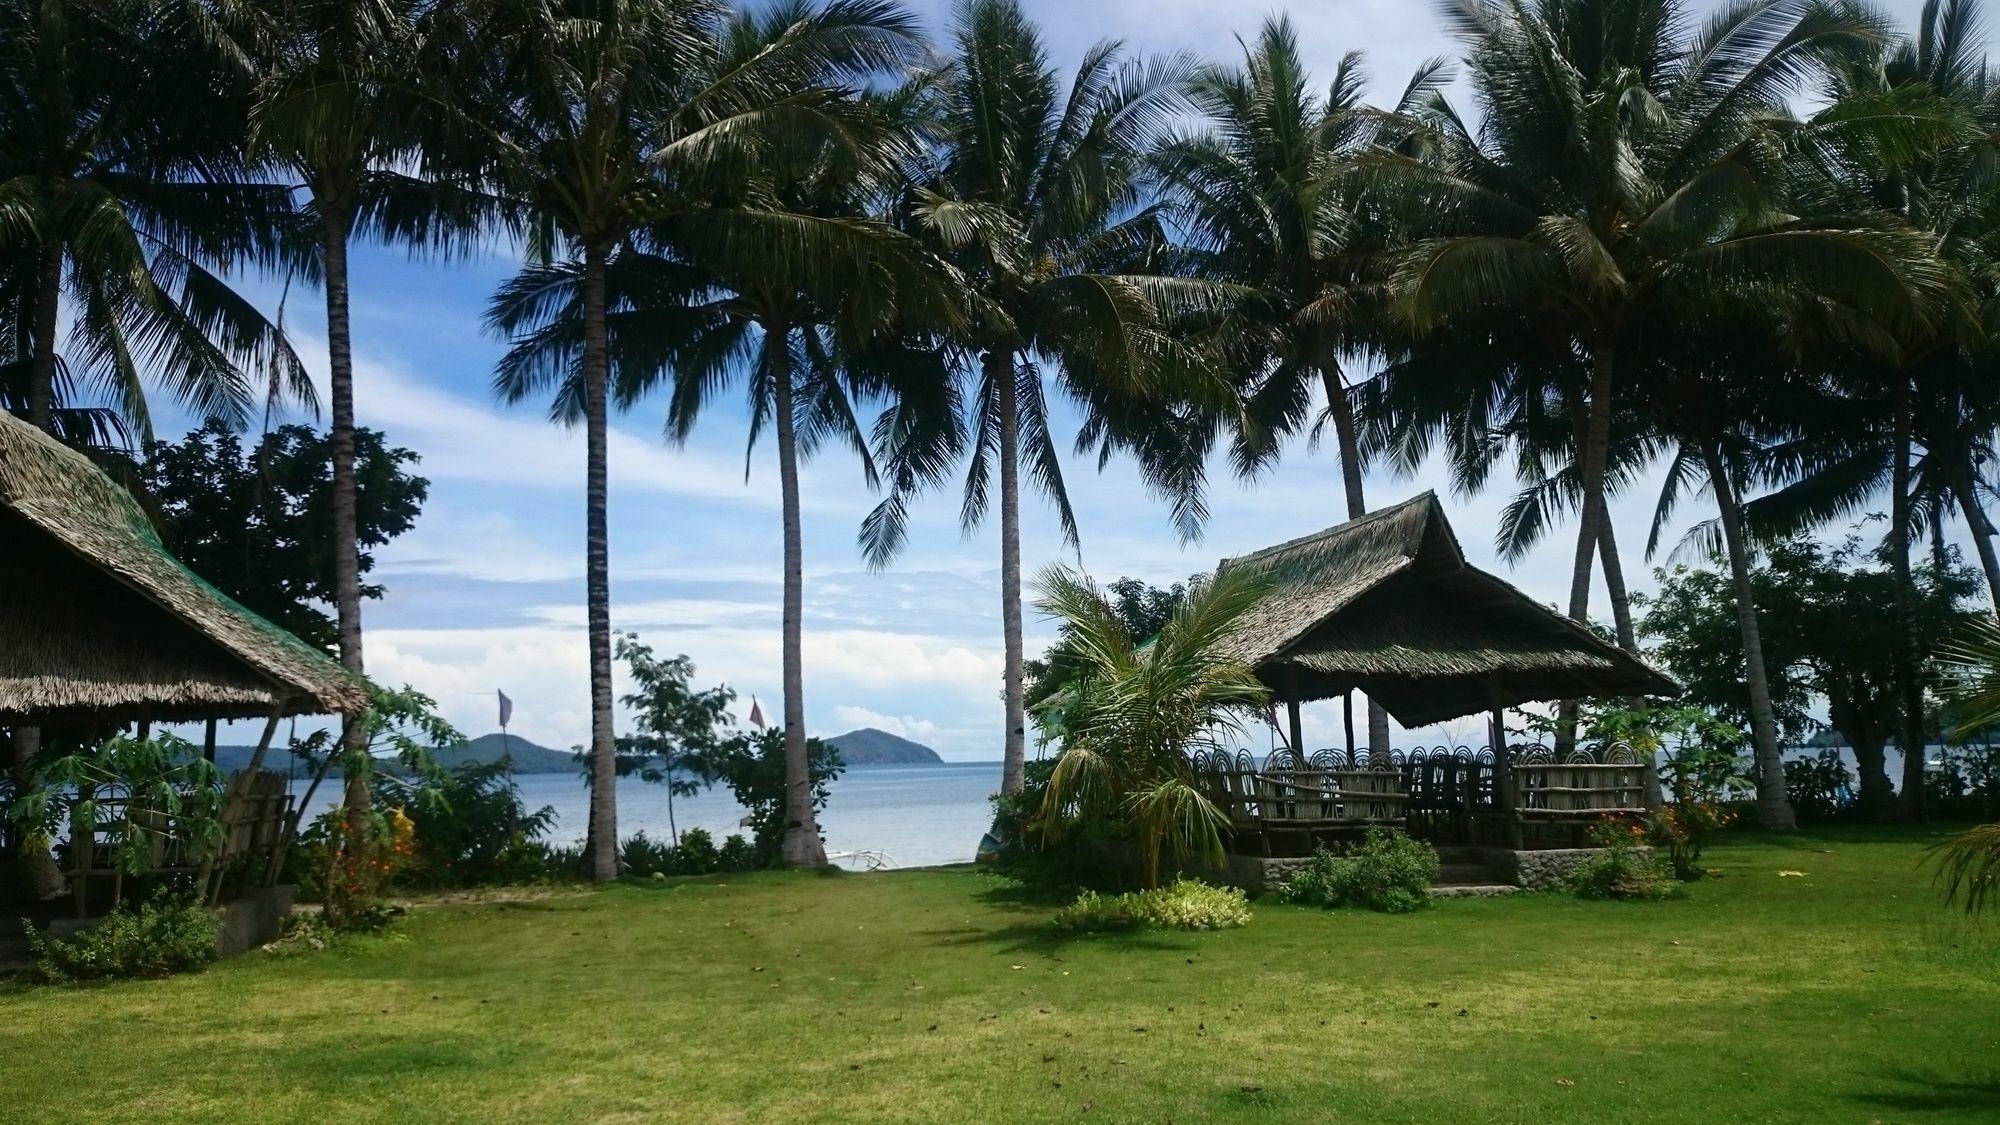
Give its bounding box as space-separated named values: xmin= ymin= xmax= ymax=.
xmin=1502 ymin=747 xmax=1653 ymax=847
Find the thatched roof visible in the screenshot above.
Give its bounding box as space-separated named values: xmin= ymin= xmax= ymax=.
xmin=0 ymin=411 xmax=368 ymax=723
xmin=1216 ymin=493 xmax=1677 ymax=727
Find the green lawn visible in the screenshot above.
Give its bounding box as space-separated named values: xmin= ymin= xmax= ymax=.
xmin=3 ymin=827 xmax=1996 ymax=1124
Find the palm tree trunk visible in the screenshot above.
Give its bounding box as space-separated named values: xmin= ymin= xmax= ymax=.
xmin=322 ymin=209 xmax=371 ymax=821
xmin=15 ymin=247 xmax=65 ymax=897
xmin=1558 ymin=348 xmax=1617 ymax=753
xmin=581 ymin=240 xmax=619 ymax=879
xmin=1890 ymin=376 xmax=1928 ymax=821
xmin=1950 ymin=472 xmax=2000 ymax=620
xmin=1325 ymin=367 xmax=1390 ymax=760
xmin=1598 ymin=518 xmax=1639 ymax=654
xmin=994 ymin=350 xmax=1027 ymax=796
xmin=28 ymin=245 xmax=60 ymax=431
xmin=771 ymin=328 xmax=827 ymax=867
xmin=1701 ymin=444 xmax=1796 ymax=831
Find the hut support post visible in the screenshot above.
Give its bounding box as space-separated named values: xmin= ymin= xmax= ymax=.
xmin=200 ymin=709 xmax=282 ymax=905
xmin=1285 ymin=665 xmax=1304 ymax=756
xmin=1342 ymin=693 xmax=1355 ymax=760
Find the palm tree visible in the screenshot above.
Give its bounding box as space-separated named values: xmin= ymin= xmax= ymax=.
xmin=2 ymin=0 xmax=306 ymax=899
xmin=860 ymin=0 xmax=1216 ymax=796
xmin=1147 ymin=18 xmax=1448 ymax=758
xmin=1367 ymin=0 xmax=1949 ymax=681
xmin=484 ymin=0 xmax=928 ymax=876
xmin=221 ymin=0 xmax=501 ymax=820
xmin=1725 ymin=0 xmax=1997 ymax=817
xmin=0 ymin=0 xmax=308 ymax=437
xmin=1929 ymin=616 xmax=2000 ymax=913
xmin=1032 ymin=564 xmax=1271 ymax=888
xmin=492 ymin=97 xmax=953 ymax=869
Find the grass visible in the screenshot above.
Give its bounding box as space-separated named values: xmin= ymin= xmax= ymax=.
xmin=2 ymin=826 xmax=1997 ymax=1123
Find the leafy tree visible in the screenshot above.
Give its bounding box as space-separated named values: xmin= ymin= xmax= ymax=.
xmin=1033 ymin=564 xmax=1271 ymax=888
xmin=1639 ymin=537 xmax=1979 ymax=817
xmin=614 ymin=634 xmax=843 ymax=867
xmin=140 ymin=419 xmax=428 ymax=651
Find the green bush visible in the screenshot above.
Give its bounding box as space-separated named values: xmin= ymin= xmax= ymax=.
xmin=377 ymin=762 xmax=558 ymax=888
xmin=619 ymin=828 xmax=756 ymax=878
xmin=25 ymin=895 xmax=218 ymax=984
xmin=1051 ymin=878 xmax=1250 ymax=933
xmin=1567 ymin=821 xmax=1685 ymax=901
xmin=1275 ymin=829 xmax=1440 ymax=913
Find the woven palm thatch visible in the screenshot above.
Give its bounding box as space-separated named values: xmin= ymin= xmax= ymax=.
xmin=0 ymin=412 xmax=368 ymax=722
xmin=1216 ymin=493 xmax=1677 ymax=726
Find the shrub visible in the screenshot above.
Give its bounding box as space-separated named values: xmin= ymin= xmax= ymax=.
xmin=376 ymin=762 xmax=557 ymax=888
xmin=1568 ymin=819 xmax=1683 ymax=901
xmin=618 ymin=828 xmax=757 ymax=878
xmin=1784 ymin=750 xmax=1854 ymax=824
xmin=1051 ymin=878 xmax=1250 ymax=933
xmin=25 ymin=894 xmax=218 ymax=983
xmin=1274 ymin=829 xmax=1440 ymax=913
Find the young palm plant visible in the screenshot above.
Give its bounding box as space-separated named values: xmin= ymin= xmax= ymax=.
xmin=484 ymin=0 xmax=927 ymax=875
xmin=861 ymin=0 xmax=1222 ymax=796
xmin=1929 ymin=617 xmax=2000 ymax=913
xmin=1033 ymin=565 xmax=1272 ymax=888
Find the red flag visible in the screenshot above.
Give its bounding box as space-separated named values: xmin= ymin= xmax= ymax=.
xmin=748 ymin=696 xmax=766 ymax=729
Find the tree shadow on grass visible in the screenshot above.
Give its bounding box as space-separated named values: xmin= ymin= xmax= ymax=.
xmin=1847 ymin=1070 xmax=2000 ymax=1114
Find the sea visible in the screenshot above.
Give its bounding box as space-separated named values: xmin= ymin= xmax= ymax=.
xmin=289 ymin=761 xmax=1007 ymax=869
xmin=282 ymin=744 xmax=1955 ymax=871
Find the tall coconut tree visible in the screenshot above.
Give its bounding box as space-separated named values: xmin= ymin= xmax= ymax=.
xmin=484 ymin=0 xmax=928 ymax=876
xmin=859 ymin=0 xmax=1219 ymax=796
xmin=490 ymin=88 xmax=954 ymax=869
xmin=1 ymin=0 xmax=306 ymax=899
xmin=1366 ymin=0 xmax=1949 ymax=682
xmin=215 ymin=0 xmax=503 ymax=819
xmin=0 ymin=0 xmax=309 ymax=438
xmin=1146 ymin=18 xmax=1451 ymax=758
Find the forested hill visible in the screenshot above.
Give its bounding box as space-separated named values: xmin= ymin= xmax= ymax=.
xmin=826 ymin=728 xmax=943 ymax=765
xmin=212 ymin=732 xmax=577 ymax=775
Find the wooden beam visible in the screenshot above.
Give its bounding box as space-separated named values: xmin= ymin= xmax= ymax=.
xmin=1285 ymin=664 xmax=1304 ymax=757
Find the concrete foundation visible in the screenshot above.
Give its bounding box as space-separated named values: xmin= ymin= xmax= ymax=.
xmin=42 ymin=885 xmax=293 ymax=958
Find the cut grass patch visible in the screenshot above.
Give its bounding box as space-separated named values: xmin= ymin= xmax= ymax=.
xmin=2 ymin=827 xmax=1996 ymax=1123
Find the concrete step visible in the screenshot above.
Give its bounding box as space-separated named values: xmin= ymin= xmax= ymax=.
xmin=1433 ymin=846 xmax=1488 ymax=864
xmin=1435 ymin=863 xmax=1494 ymax=884
xmin=1428 ymin=884 xmax=1521 ymax=898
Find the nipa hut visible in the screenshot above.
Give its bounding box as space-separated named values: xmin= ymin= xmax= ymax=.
xmin=2 ymin=411 xmax=365 ymax=922
xmin=0 ymin=411 xmax=366 ymax=724
xmin=1195 ymin=494 xmax=1679 ymax=865
xmin=1216 ymin=491 xmax=1675 ymax=739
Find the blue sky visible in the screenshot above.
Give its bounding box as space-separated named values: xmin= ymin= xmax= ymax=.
xmin=180 ymin=0 xmax=1950 ymax=760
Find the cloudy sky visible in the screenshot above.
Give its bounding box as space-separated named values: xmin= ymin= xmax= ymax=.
xmin=178 ymin=0 xmax=1949 ymax=760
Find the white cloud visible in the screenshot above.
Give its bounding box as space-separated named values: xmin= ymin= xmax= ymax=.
xmin=829 ymin=707 xmax=945 ymax=743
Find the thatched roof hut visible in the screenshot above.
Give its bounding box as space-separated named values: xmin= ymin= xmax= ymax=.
xmin=0 ymin=412 xmax=368 ymax=723
xmin=1216 ymin=493 xmax=1676 ymax=727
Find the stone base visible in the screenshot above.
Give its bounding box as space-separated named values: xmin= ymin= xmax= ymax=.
xmin=215 ymin=885 xmax=293 ymax=955
xmin=44 ymin=885 xmax=293 ymax=958
xmin=1477 ymin=847 xmax=1650 ymax=891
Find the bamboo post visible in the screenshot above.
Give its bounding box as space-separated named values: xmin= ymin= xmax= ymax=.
xmin=199 ymin=708 xmax=282 ymax=905
xmin=1285 ymin=664 xmax=1304 ymax=759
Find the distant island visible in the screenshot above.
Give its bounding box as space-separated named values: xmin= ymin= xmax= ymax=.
xmin=212 ymin=727 xmax=942 ymax=774
xmin=211 ymin=731 xmax=577 ymax=776
xmin=825 ymin=727 xmax=944 ymax=765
